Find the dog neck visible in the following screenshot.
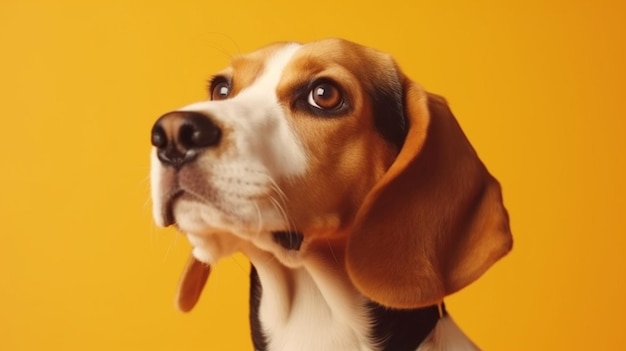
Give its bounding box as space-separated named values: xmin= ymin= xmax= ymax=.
xmin=245 ymin=237 xmax=442 ymax=351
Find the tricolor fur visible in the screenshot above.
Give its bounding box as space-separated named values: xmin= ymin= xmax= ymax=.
xmin=150 ymin=38 xmax=512 ymax=351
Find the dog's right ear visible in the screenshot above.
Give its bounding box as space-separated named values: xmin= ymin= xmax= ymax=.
xmin=176 ymin=255 xmax=211 ymax=312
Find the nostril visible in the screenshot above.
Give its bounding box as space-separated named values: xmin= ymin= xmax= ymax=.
xmin=193 ymin=124 xmax=221 ymax=147
xmin=178 ymin=124 xmax=195 ymax=149
xmin=179 ymin=114 xmax=222 ymax=149
xmin=191 ymin=123 xmax=222 ymax=147
xmin=151 ymin=124 xmax=168 ymax=148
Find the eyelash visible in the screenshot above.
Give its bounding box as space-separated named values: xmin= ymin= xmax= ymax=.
xmin=209 ymin=77 xmax=232 ymax=100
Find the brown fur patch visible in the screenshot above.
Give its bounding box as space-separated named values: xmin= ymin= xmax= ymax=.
xmin=270 ymin=39 xmax=400 ymax=241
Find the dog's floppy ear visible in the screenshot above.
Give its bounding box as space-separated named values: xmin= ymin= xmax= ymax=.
xmin=176 ymin=255 xmax=211 ymax=312
xmin=346 ymin=77 xmax=512 ymax=309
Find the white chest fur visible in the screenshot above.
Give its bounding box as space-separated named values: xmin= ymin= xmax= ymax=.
xmin=249 ymin=252 xmax=478 ymax=351
xmin=253 ymin=261 xmax=376 ymax=351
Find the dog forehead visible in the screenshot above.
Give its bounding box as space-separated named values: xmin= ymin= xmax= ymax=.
xmin=226 ymin=42 xmax=302 ymax=94
xmin=288 ymin=39 xmax=395 ymax=78
xmin=225 ymin=39 xmax=395 ymax=94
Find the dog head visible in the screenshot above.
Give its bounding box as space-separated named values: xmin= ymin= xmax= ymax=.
xmin=150 ymin=38 xmax=512 ymax=311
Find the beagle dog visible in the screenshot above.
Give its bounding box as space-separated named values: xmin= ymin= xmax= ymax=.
xmin=150 ymin=38 xmax=512 ymax=351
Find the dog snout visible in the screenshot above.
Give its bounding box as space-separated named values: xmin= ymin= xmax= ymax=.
xmin=151 ymin=111 xmax=222 ymax=169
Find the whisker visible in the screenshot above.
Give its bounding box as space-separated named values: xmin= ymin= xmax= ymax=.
xmin=265 ymin=175 xmax=289 ymax=205
xmin=142 ymin=195 xmax=153 ymax=211
xmin=269 ymin=196 xmax=296 ymax=234
xmin=138 ymin=171 xmax=151 ymax=186
xmin=197 ymin=32 xmax=241 ymax=58
xmin=268 ymin=196 xmax=285 ymax=224
xmin=162 ymin=230 xmax=181 ymax=265
xmin=205 ymin=42 xmax=235 ymax=61
xmin=253 ymin=200 xmax=264 ymax=237
xmin=327 ymin=239 xmax=339 ymax=264
xmin=183 ymin=187 xmax=213 ymax=205
xmin=139 ymin=172 xmax=154 ymax=211
xmin=230 ymin=254 xmax=249 ymax=275
xmin=262 ymin=173 xmax=298 ymax=234
xmin=262 ymin=251 xmax=279 ymax=266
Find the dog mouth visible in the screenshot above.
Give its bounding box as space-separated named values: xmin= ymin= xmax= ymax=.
xmin=162 ymin=190 xmax=184 ymax=227
xmin=272 ymin=231 xmax=304 ymax=251
xmin=159 ymin=185 xmax=305 ymax=252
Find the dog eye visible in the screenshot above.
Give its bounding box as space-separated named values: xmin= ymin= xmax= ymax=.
xmin=307 ymin=82 xmax=343 ymax=110
xmin=211 ymin=81 xmax=231 ymax=101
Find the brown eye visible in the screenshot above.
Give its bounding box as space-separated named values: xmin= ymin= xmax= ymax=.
xmin=307 ymin=82 xmax=343 ymax=110
xmin=211 ymin=81 xmax=231 ymax=100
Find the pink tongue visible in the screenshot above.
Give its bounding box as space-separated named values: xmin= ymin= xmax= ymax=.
xmin=176 ymin=256 xmax=211 ymax=312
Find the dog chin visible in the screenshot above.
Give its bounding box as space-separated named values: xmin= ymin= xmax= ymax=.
xmin=274 ymin=250 xmax=306 ymax=268
xmin=170 ymin=200 xmax=230 ymax=235
xmin=163 ymin=198 xmax=309 ymax=266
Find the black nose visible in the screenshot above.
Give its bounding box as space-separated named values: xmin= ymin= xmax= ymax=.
xmin=151 ymin=111 xmax=222 ymax=169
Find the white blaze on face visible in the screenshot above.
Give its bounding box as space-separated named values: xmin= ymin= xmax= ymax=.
xmin=180 ymin=42 xmax=307 ymax=178
xmin=150 ymin=43 xmax=308 ymax=262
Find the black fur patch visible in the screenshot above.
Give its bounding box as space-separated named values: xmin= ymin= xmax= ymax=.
xmin=368 ymin=302 xmax=444 ymax=350
xmin=369 ymin=77 xmax=407 ymax=149
xmin=249 ymin=266 xmax=268 ymax=351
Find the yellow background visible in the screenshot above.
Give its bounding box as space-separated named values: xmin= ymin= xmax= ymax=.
xmin=1 ymin=0 xmax=625 ymax=349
